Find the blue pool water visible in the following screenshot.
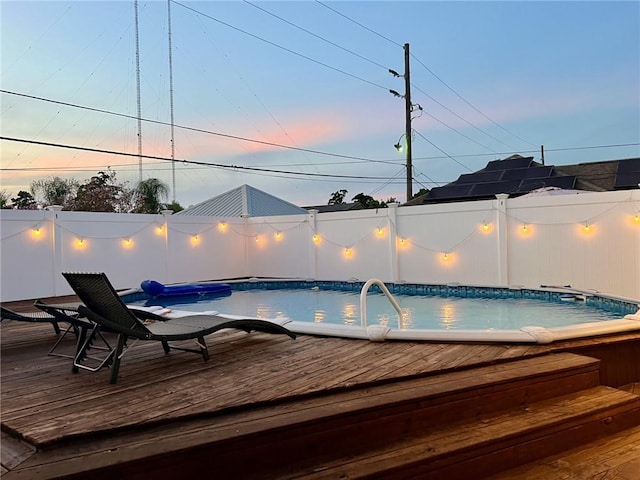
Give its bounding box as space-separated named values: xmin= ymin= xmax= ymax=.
xmin=130 ymin=285 xmax=629 ymax=330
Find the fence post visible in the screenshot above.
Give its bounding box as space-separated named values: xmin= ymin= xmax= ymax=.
xmin=495 ymin=194 xmax=510 ymax=286
xmin=161 ymin=210 xmax=173 ymax=283
xmin=308 ymin=209 xmax=318 ymax=280
xmin=45 ymin=205 xmax=64 ymax=296
xmin=387 ymin=203 xmax=400 ymax=282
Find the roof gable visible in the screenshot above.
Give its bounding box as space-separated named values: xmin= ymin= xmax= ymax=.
xmin=176 ymin=184 xmax=308 ymax=217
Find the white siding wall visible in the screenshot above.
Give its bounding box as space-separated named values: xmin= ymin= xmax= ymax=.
xmin=1 ymin=190 xmax=638 ymax=302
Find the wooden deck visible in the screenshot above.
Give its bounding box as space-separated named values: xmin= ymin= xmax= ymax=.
xmin=1 ymin=300 xmax=639 ymax=479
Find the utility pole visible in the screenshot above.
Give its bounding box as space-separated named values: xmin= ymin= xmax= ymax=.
xmin=389 ymin=43 xmax=417 ymax=202
xmin=403 ymin=43 xmax=412 ymax=202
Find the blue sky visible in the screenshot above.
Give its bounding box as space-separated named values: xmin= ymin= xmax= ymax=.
xmin=2 ymin=1 xmax=639 ymax=207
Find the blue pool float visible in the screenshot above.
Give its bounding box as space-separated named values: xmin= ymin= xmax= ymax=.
xmin=141 ymin=279 xmax=232 ymax=298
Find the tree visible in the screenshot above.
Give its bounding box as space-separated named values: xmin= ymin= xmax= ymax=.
xmin=66 ymin=169 xmax=133 ymax=212
xmin=164 ymin=200 xmax=184 ymax=213
xmin=410 ymin=188 xmax=429 ymax=200
xmin=352 ymin=193 xmax=381 ymax=209
xmin=31 ymin=176 xmax=78 ymax=207
xmin=133 ymin=178 xmax=170 ymax=214
xmin=328 ymin=189 xmax=348 ymax=205
xmin=0 ymin=191 xmax=11 ymax=209
xmin=11 ymin=191 xmax=38 ymax=210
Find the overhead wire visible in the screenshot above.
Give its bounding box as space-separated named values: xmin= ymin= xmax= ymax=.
xmin=410 ymin=54 xmax=538 ymax=148
xmin=313 ymin=1 xmax=535 ymax=151
xmin=314 ymin=0 xmax=403 ymax=48
xmin=0 ymin=136 xmax=404 ymax=181
xmin=243 ymin=0 xmax=390 ymax=72
xmin=172 ymin=1 xmax=390 ymax=92
xmin=4 ymin=90 xmax=636 ymax=173
xmin=412 ymin=129 xmax=473 ymax=172
xmin=1 ymin=89 xmax=399 ymax=166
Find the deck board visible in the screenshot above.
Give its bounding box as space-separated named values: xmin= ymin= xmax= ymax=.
xmin=2 ymin=304 xmax=639 ymax=478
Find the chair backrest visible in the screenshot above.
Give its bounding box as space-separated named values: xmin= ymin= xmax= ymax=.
xmin=62 ymin=272 xmax=147 ymax=333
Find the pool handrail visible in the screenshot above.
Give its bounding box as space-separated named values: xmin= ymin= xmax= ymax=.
xmin=360 ymin=278 xmax=403 ymax=328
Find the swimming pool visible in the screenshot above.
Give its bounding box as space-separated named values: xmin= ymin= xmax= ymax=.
xmin=126 ymin=280 xmax=640 ymax=344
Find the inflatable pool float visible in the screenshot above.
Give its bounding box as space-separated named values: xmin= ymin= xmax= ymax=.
xmin=141 ymin=279 xmax=232 ymax=298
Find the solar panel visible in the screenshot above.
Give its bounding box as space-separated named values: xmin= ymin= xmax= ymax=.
xmin=455 ymin=170 xmax=505 ymax=184
xmin=427 ymin=184 xmax=474 ymax=199
xmin=518 ymin=176 xmax=576 ymax=192
xmin=470 ymin=180 xmax=522 ymax=196
xmin=485 ymin=157 xmax=535 ymax=171
xmin=614 ymin=158 xmax=640 ymax=189
xmin=501 ymin=166 xmax=553 ymax=181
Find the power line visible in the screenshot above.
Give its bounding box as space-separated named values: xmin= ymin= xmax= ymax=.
xmin=1 ymin=89 xmax=398 ymax=166
xmin=7 ymin=141 xmax=636 ymax=174
xmin=172 ymin=1 xmax=390 ymax=91
xmin=412 ymin=129 xmax=473 ymax=172
xmin=314 ymin=1 xmax=403 ymax=48
xmin=410 ymin=55 xmax=537 ymax=148
xmin=411 ymin=84 xmax=519 ymax=152
xmin=0 ymin=136 xmax=402 ymax=181
xmin=312 ymin=1 xmax=535 ymax=150
xmin=243 ymin=1 xmax=390 ymax=72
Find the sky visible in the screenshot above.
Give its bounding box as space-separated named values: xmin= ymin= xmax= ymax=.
xmin=1 ymin=0 xmax=639 ymax=208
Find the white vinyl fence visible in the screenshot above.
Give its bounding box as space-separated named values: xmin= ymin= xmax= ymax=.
xmin=1 ymin=190 xmax=639 ymax=302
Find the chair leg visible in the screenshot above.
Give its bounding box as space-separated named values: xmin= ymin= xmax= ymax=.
xmin=198 ymin=336 xmax=209 ymax=361
xmin=161 ymin=340 xmax=170 ymax=354
xmin=110 ymin=334 xmax=128 ymax=384
xmin=48 ymin=323 xmax=77 ymax=358
xmin=72 ymin=325 xmax=92 ymax=373
xmin=51 ymin=322 xmax=61 ymax=335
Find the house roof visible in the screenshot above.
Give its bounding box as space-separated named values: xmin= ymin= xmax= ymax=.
xmin=176 ymin=184 xmax=308 ymax=217
xmin=405 ymin=156 xmax=640 ymax=206
xmin=554 ymin=157 xmax=640 ymax=191
xmin=303 ymin=202 xmax=364 ymax=213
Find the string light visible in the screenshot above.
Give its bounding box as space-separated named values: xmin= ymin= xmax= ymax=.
xmin=123 ymin=238 xmax=133 ymax=248
xmin=218 ymin=222 xmax=227 ymax=232
xmin=312 ymin=234 xmax=320 ymax=244
xmin=344 ymin=247 xmax=352 ymax=257
xmin=482 ymin=222 xmax=490 ymax=232
xmin=274 ymin=231 xmax=282 ymax=240
xmin=376 ymin=226 xmax=385 ymax=237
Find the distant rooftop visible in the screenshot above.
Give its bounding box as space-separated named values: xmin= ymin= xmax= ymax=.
xmin=176 ymin=184 xmax=308 ymax=217
xmin=303 ymin=202 xmax=364 ymax=213
xmin=406 ymin=155 xmax=640 ymax=206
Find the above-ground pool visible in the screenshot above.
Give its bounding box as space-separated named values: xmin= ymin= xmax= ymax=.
xmin=126 ymin=280 xmax=640 ymax=344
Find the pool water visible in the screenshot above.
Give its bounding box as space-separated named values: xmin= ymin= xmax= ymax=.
xmin=132 ymin=288 xmax=623 ymax=330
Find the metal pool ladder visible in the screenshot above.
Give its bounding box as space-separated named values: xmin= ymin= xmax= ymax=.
xmin=360 ymin=278 xmax=403 ymax=328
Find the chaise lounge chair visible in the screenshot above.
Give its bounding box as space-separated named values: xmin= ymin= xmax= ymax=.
xmin=1 ymin=304 xmax=86 ymax=358
xmin=61 ymin=272 xmax=296 ymax=384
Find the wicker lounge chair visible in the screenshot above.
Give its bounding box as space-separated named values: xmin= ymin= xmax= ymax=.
xmin=62 ymin=272 xmax=296 ymax=384
xmin=1 ymin=304 xmax=86 ymax=358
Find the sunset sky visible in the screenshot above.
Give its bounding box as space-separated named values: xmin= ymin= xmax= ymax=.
xmin=2 ymin=1 xmax=639 ymax=207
